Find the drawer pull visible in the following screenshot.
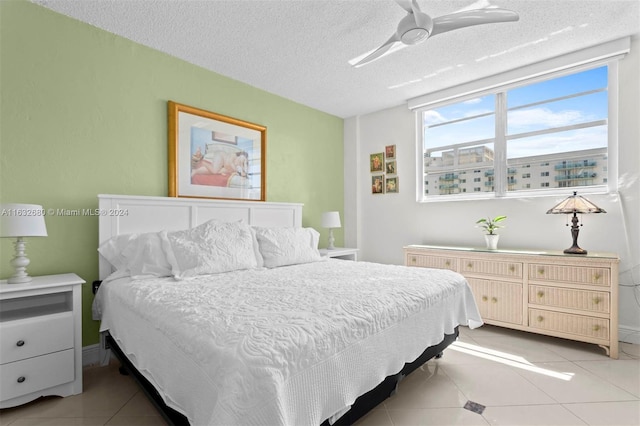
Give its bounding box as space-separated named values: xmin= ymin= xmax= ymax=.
xmin=482 ymin=296 xmax=488 ymax=302
xmin=467 ymin=263 xmax=473 ymax=268
xmin=17 ymin=376 xmax=26 ymax=384
xmin=445 ymin=260 xmax=451 ymax=266
xmin=593 ymin=297 xmax=601 ymax=305
xmin=538 ymin=268 xmax=545 ymax=275
xmin=491 ymin=297 xmax=498 ymax=303
xmin=16 ymin=340 xmax=25 ymax=347
xmin=509 ymin=265 xmax=515 ymax=272
xmin=593 ymin=325 xmax=601 ymax=331
xmin=411 ymin=257 xmax=416 ymax=264
xmin=593 ymin=273 xmax=601 ymax=282
xmin=537 ymin=291 xmax=544 ymax=298
xmin=537 ymin=315 xmax=544 ymax=322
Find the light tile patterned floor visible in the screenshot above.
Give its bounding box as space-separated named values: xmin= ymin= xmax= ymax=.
xmin=1 ymin=325 xmax=638 ymax=426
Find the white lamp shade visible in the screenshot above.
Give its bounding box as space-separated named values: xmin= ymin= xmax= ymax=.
xmin=321 ymin=211 xmax=341 ymax=229
xmin=0 ymin=204 xmax=48 ymax=237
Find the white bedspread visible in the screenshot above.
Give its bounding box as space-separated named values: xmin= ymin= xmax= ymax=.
xmin=94 ymin=259 xmax=482 ymax=426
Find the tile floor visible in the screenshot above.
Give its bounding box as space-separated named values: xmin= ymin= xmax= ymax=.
xmin=1 ymin=325 xmax=638 ymax=426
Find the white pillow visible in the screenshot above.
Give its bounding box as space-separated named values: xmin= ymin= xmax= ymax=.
xmin=161 ymin=220 xmax=258 ymax=280
xmin=98 ymin=232 xmax=172 ymax=278
xmin=254 ymin=227 xmax=323 ymax=268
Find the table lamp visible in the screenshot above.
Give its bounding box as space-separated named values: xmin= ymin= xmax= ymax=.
xmin=321 ymin=211 xmax=341 ymax=250
xmin=546 ymin=192 xmax=605 ymax=255
xmin=0 ymin=204 xmax=48 ymax=283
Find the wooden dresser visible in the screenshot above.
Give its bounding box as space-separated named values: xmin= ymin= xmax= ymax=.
xmin=404 ymin=245 xmax=619 ymax=358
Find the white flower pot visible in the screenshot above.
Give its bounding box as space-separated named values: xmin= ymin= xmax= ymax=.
xmin=485 ymin=234 xmax=499 ymax=250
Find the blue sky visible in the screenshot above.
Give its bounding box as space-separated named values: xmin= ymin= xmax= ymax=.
xmin=424 ymin=66 xmax=608 ymax=159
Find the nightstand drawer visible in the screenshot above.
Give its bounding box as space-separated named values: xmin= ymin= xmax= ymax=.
xmin=461 ymin=259 xmax=522 ymax=279
xmin=529 ymin=264 xmax=610 ymax=287
xmin=406 ymin=253 xmax=457 ymax=271
xmin=0 ymin=349 xmax=74 ymax=401
xmin=529 ymin=285 xmax=610 ymax=314
xmin=529 ymin=309 xmax=609 ymax=340
xmin=0 ymin=312 xmax=74 ymax=364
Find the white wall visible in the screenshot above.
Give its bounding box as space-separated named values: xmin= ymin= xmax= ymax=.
xmin=344 ymin=37 xmax=640 ymax=344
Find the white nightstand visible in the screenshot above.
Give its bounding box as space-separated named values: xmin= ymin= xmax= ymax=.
xmin=0 ymin=273 xmax=85 ymax=408
xmin=319 ymin=247 xmax=359 ymax=261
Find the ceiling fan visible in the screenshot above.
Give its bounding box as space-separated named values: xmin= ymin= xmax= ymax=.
xmin=351 ymin=0 xmax=519 ymax=68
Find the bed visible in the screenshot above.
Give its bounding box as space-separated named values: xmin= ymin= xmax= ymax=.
xmin=94 ymin=194 xmax=482 ymax=426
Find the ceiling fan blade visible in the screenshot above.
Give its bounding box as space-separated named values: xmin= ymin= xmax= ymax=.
xmin=431 ymin=8 xmax=519 ymax=37
xmin=394 ymin=0 xmax=416 ymax=14
xmin=352 ymin=33 xmax=402 ymax=68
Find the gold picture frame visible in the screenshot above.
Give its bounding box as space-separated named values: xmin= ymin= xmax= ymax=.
xmin=168 ymin=101 xmax=266 ymax=201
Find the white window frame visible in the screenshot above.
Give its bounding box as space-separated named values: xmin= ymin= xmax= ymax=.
xmin=410 ymin=38 xmax=629 ymax=203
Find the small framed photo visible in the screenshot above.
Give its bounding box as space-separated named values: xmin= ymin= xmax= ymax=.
xmin=370 ymin=152 xmax=384 ymax=173
xmin=385 ymin=160 xmax=396 ymax=175
xmin=386 ymin=176 xmax=399 ymax=193
xmin=385 ymin=144 xmax=396 ymax=159
xmin=372 ymin=175 xmax=385 ymax=194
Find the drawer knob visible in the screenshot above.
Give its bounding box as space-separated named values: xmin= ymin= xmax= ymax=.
xmin=445 ymin=261 xmax=451 ymax=266
xmin=411 ymin=257 xmax=416 ymax=264
xmin=491 ymin=297 xmax=498 ymax=303
xmin=538 ymin=268 xmax=545 ymax=275
xmin=593 ymin=273 xmax=601 ymax=282
xmin=16 ymin=340 xmax=25 ymax=347
xmin=593 ymin=325 xmax=601 ymax=331
xmin=509 ymin=265 xmax=515 ymax=272
xmin=467 ymin=263 xmax=473 ymax=268
xmin=537 ymin=315 xmax=544 ymax=322
xmin=482 ymin=296 xmax=488 ymax=302
xmin=593 ymin=298 xmax=601 ymax=305
xmin=537 ymin=291 xmax=544 ymax=298
xmin=17 ymin=376 xmax=26 ymax=384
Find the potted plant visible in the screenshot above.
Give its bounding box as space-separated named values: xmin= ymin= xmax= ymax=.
xmin=476 ymin=215 xmax=507 ymax=250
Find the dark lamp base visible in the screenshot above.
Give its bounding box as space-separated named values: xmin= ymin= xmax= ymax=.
xmin=564 ymin=246 xmax=587 ymax=255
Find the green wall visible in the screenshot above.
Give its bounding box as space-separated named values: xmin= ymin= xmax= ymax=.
xmin=0 ymin=1 xmax=344 ymax=346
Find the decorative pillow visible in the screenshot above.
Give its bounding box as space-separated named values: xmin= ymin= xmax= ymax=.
xmin=98 ymin=232 xmax=172 ymax=278
xmin=253 ymin=227 xmax=323 ymax=268
xmin=161 ymin=220 xmax=259 ymax=280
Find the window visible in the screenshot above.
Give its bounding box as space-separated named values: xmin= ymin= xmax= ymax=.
xmin=417 ymin=63 xmax=617 ymax=201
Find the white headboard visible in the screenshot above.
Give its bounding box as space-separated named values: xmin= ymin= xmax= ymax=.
xmin=98 ymin=194 xmax=303 ymax=279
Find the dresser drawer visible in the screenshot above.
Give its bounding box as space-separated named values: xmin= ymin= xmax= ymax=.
xmin=461 ymin=258 xmax=523 ymax=279
xmin=405 ymin=253 xmax=457 ymax=271
xmin=529 ymin=264 xmax=610 ymax=287
xmin=529 ymin=309 xmax=609 ymax=340
xmin=529 ymin=285 xmax=610 ymax=314
xmin=0 ymin=312 xmax=74 ymax=364
xmin=0 ymin=349 xmax=74 ymax=401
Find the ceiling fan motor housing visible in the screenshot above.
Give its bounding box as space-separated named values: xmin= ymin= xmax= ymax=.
xmin=397 ymin=11 xmax=433 ymax=44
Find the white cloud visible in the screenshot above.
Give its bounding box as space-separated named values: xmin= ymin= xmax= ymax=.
xmin=463 ymin=98 xmax=483 ymax=105
xmin=509 ymin=107 xmax=587 ymax=130
xmin=424 ymin=110 xmax=447 ymax=125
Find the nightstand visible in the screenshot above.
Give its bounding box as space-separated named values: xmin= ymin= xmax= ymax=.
xmin=0 ymin=273 xmax=85 ymax=408
xmin=319 ymin=247 xmax=359 ymax=261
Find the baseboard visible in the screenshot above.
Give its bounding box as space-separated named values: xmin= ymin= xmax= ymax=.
xmin=619 ymin=325 xmax=640 ymax=345
xmin=82 ymin=344 xmax=100 ymax=366
xmin=82 ymin=343 xmax=113 ymax=367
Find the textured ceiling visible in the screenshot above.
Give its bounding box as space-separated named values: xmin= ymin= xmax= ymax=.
xmin=33 ymin=0 xmax=640 ymax=118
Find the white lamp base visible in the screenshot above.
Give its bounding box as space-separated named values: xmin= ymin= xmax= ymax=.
xmin=327 ymin=228 xmax=336 ymax=250
xmin=7 ymin=237 xmax=33 ymax=284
